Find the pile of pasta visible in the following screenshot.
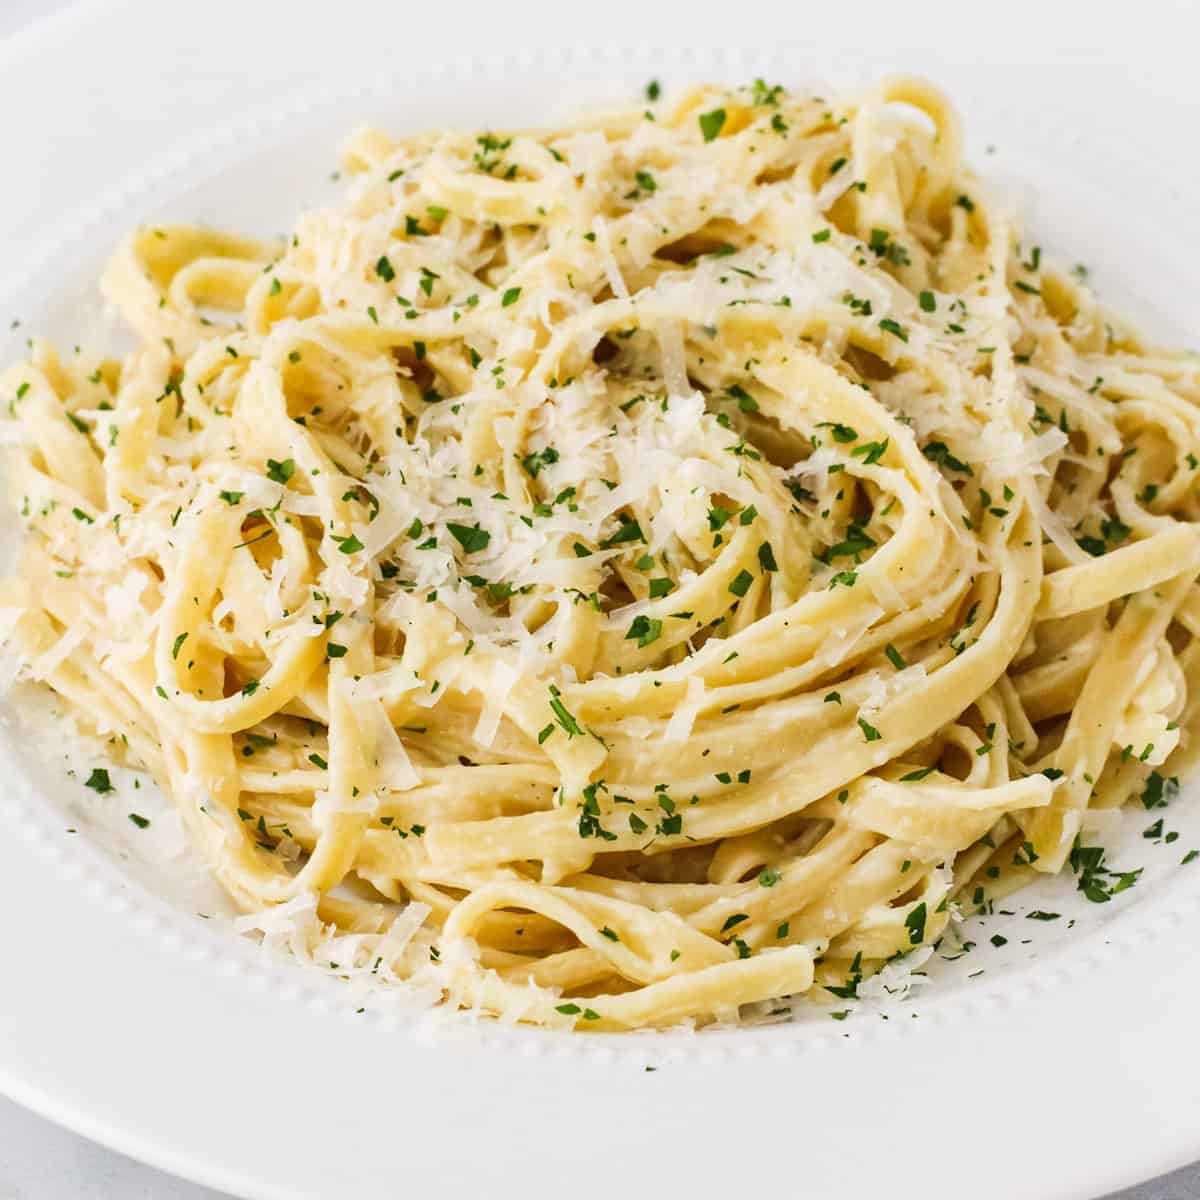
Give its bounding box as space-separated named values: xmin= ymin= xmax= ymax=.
xmin=3 ymin=76 xmax=1198 ymax=1029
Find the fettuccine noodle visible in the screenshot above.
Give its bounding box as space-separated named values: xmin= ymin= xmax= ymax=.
xmin=2 ymin=76 xmax=1198 ymax=1029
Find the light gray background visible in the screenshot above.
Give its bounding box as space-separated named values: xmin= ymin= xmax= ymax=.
xmin=0 ymin=3 xmax=1195 ymax=1197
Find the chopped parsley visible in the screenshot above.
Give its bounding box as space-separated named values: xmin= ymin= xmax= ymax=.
xmin=548 ymin=685 xmax=583 ymax=738
xmin=85 ymin=768 xmax=114 ymax=794
xmin=520 ymin=446 xmax=559 ymax=477
xmin=265 ymin=457 xmax=295 ymax=484
xmin=728 ymin=569 xmax=754 ymax=597
xmin=626 ymin=615 xmax=663 ymax=648
xmin=447 ymin=523 xmax=490 ymax=553
xmin=904 ymin=901 xmax=927 ymax=944
xmin=1141 ymin=771 xmax=1178 ymax=809
xmin=725 ymin=383 xmax=758 ymax=412
xmin=922 ymin=441 xmax=972 ymax=475
xmin=698 ymin=108 xmax=727 ymax=142
xmin=822 ymin=522 xmax=876 ymax=561
xmin=600 ymin=516 xmax=645 ymax=548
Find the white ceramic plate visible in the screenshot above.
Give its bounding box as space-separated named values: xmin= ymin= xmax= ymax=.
xmin=2 ymin=3 xmax=1199 ymax=1197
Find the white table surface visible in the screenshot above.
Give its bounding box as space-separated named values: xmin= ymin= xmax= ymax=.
xmin=0 ymin=3 xmax=1196 ymax=1198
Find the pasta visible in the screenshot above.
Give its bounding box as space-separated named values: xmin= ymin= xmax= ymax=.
xmin=2 ymin=75 xmax=1198 ymax=1030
